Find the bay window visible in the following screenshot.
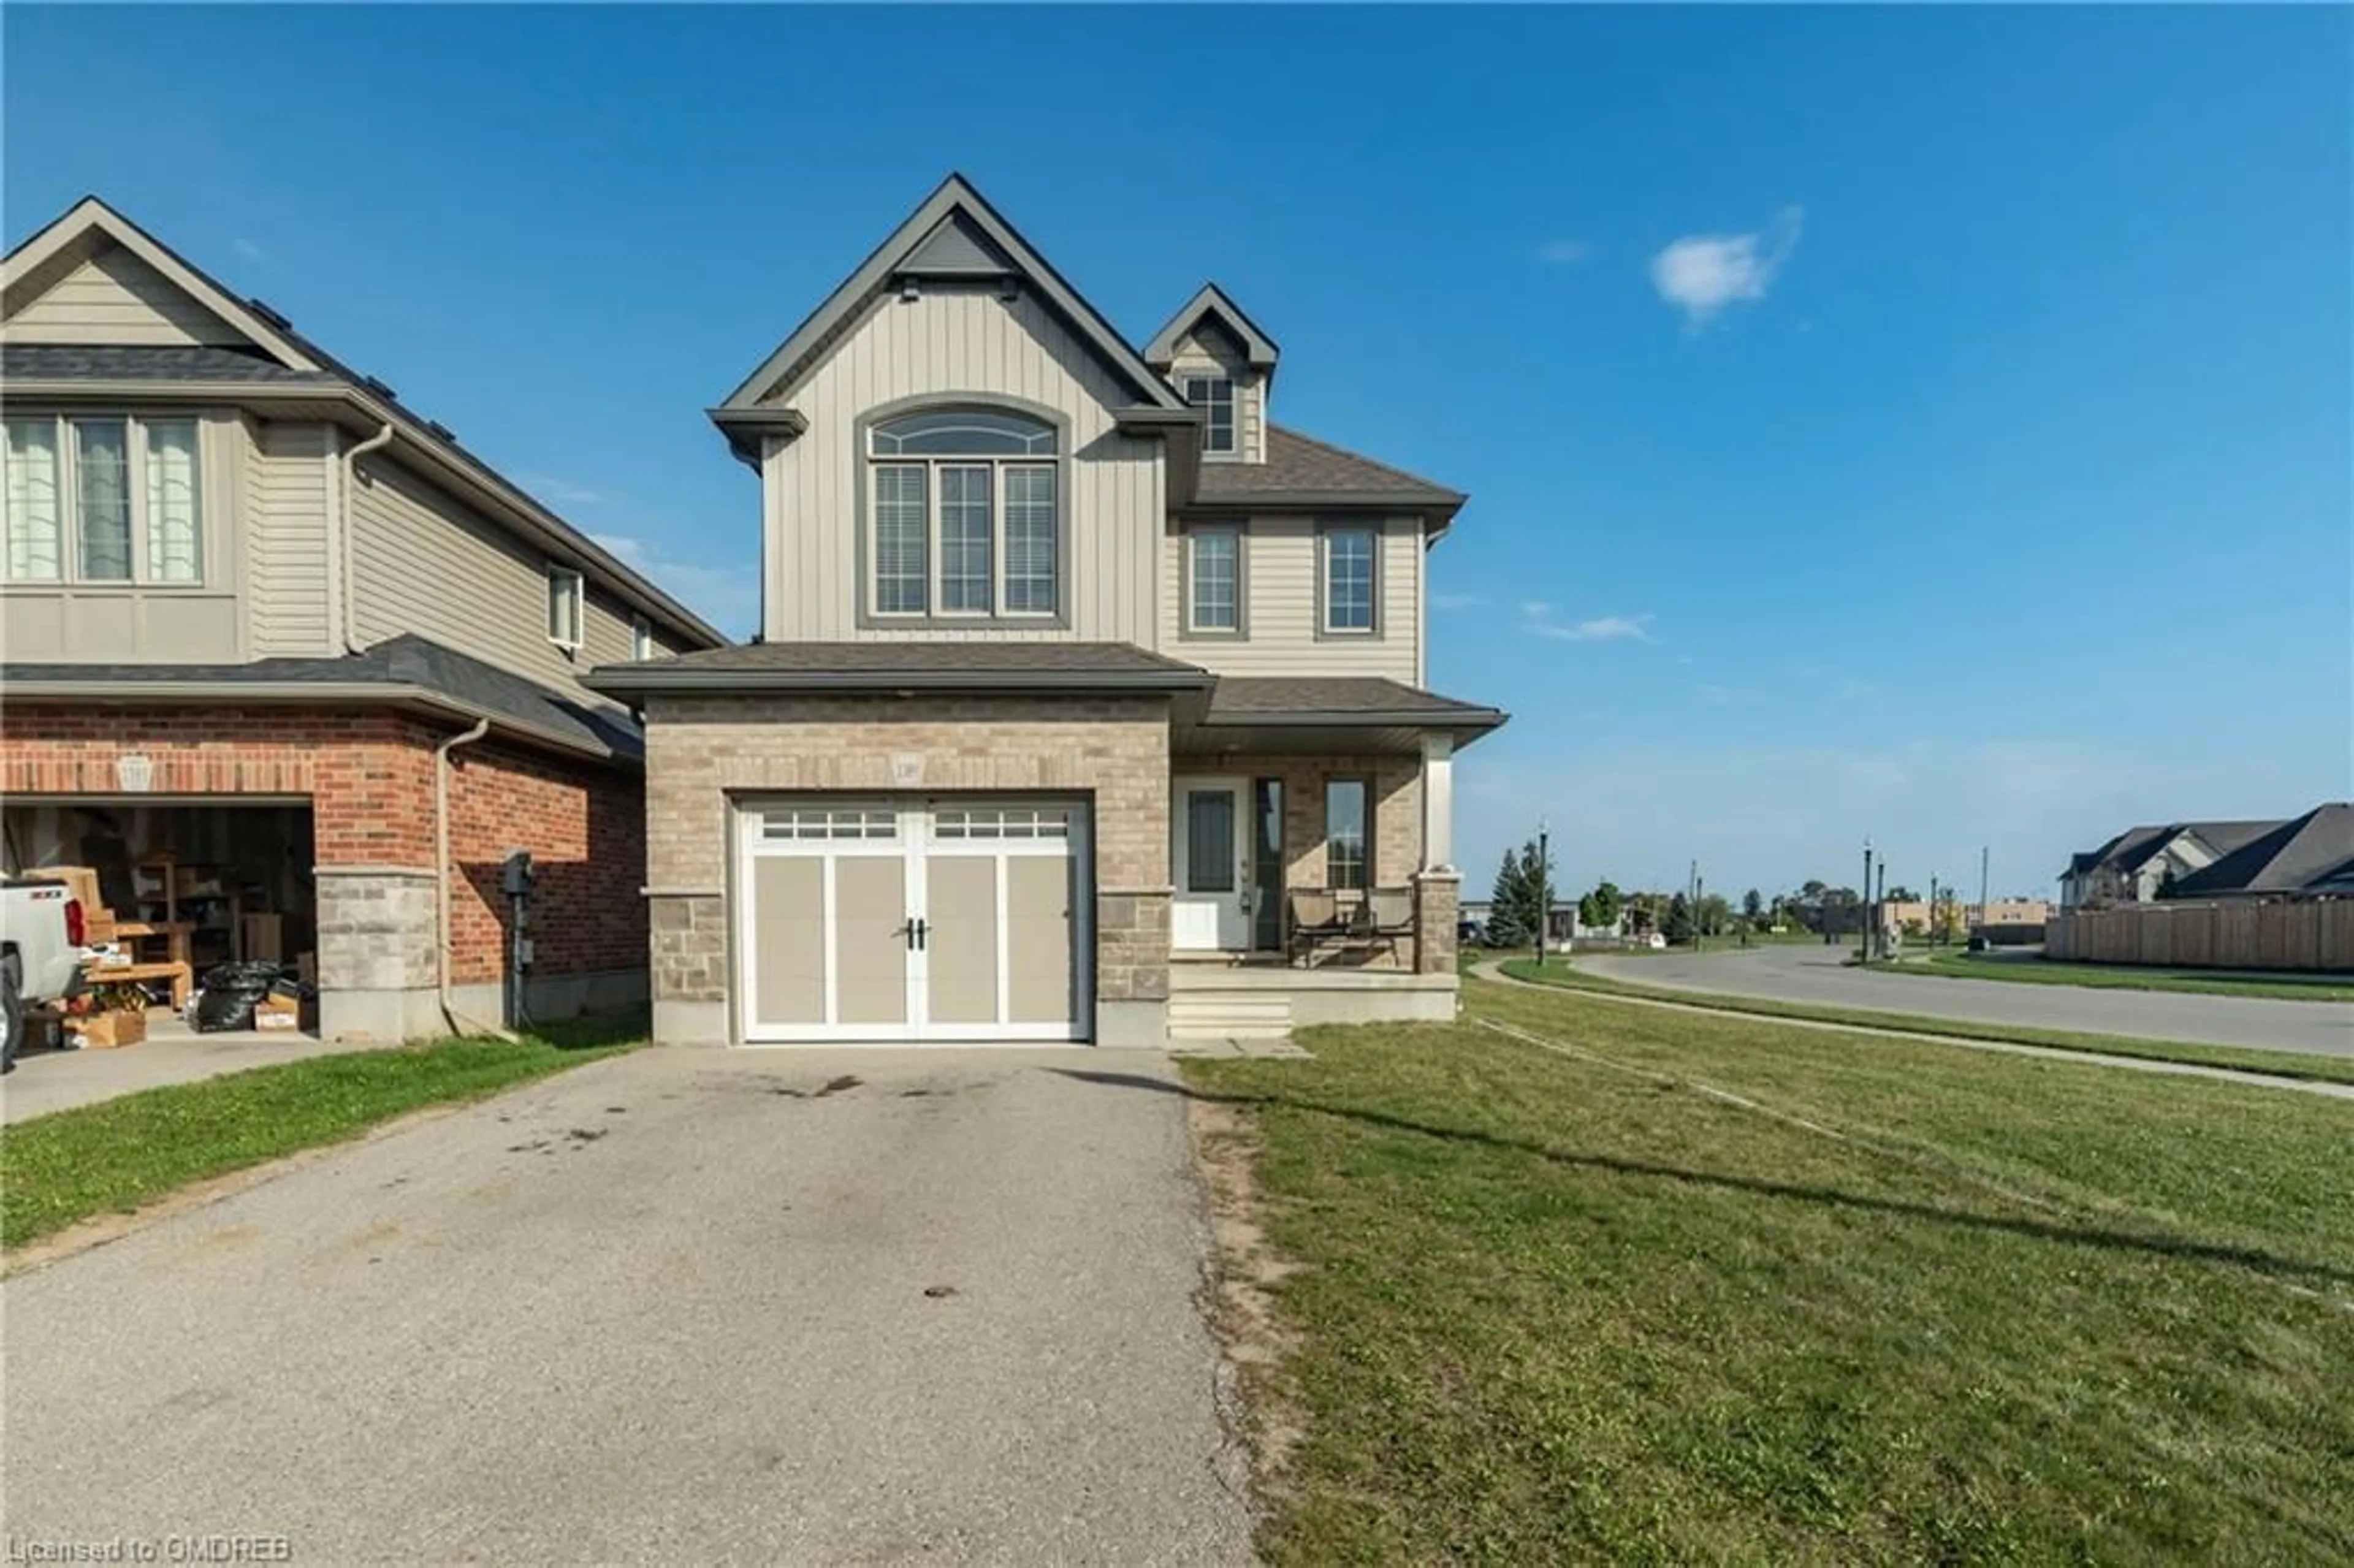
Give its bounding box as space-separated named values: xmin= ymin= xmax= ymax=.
xmin=867 ymin=407 xmax=1059 ymax=621
xmin=2 ymin=413 xmax=205 ymax=585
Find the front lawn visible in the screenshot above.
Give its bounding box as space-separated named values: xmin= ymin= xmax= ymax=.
xmin=1183 ymin=980 xmax=2354 ymax=1564
xmin=1897 ymin=950 xmax=2354 ymax=1003
xmin=1496 ymin=955 xmax=2354 ymax=1086
xmin=1 ymin=1016 xmax=640 ymax=1251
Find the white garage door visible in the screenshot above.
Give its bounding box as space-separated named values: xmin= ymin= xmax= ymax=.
xmin=736 ymin=797 xmax=1091 ymax=1044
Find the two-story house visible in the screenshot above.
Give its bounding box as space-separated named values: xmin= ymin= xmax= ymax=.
xmin=588 ymin=176 xmax=1504 ymax=1047
xmin=1 ymin=198 xmax=726 ymax=1042
xmin=2057 ymin=818 xmax=2284 ymax=910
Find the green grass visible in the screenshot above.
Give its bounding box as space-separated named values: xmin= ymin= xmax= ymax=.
xmin=1494 ymin=956 xmax=2354 ymax=1087
xmin=1887 ymin=949 xmax=2354 ymax=1004
xmin=1183 ymin=981 xmax=2354 ymax=1564
xmin=1 ymin=1015 xmax=641 ymax=1250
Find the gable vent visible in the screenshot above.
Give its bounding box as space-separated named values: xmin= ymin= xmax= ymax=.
xmin=245 ymin=297 xmax=292 ymax=330
xmin=900 ymin=213 xmax=1017 ymax=281
xmin=360 ymin=375 xmax=399 ymax=402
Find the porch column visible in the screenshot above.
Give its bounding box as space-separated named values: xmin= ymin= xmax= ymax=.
xmin=1420 ymin=733 xmax=1454 ymax=870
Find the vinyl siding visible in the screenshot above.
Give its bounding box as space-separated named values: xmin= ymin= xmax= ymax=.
xmin=4 ymin=245 xmax=248 ymax=347
xmin=1168 ymin=325 xmax=1265 ymax=465
xmin=244 ymin=419 xmax=335 ymax=657
xmin=350 ymin=453 xmax=646 ymax=698
xmin=1160 ymin=516 xmax=1423 ymax=682
xmin=762 ymin=283 xmax=1163 ymax=642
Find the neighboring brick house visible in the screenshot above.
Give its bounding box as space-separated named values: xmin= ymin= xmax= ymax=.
xmin=588 ymin=176 xmax=1505 ymax=1047
xmin=1 ymin=199 xmax=725 ymax=1040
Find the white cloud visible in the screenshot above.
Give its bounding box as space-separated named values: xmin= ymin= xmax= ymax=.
xmin=1518 ymin=600 xmax=1556 ymax=620
xmin=1537 ymin=238 xmax=1591 ymax=265
xmin=1523 ymin=607 xmax=1656 ymax=643
xmin=1650 ymin=206 xmax=1804 ymax=329
xmin=592 ymin=531 xmax=760 ymax=637
xmin=521 ymin=473 xmax=612 ymax=508
xmin=1431 ymin=591 xmax=1487 ymax=612
xmin=232 ymin=237 xmax=268 ymax=262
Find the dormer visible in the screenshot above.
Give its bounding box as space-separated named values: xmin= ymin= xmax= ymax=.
xmin=1145 ymin=284 xmax=1279 ymax=465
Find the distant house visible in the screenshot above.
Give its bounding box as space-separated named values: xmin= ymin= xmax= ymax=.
xmin=2057 ymin=820 xmax=2282 ymax=909
xmin=2166 ymin=804 xmax=2354 ymax=900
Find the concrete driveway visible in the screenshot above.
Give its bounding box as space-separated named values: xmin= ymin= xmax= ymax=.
xmin=2 ymin=1048 xmax=1256 ymax=1565
xmin=1575 ymin=943 xmax=2354 ymax=1058
xmin=3 ymin=1022 xmax=389 ymax=1124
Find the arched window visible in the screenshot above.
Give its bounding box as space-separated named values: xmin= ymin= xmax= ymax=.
xmin=867 ymin=406 xmax=1059 ymax=618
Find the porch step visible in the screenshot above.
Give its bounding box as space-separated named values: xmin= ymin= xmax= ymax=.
xmin=1166 ymin=990 xmax=1295 ymax=1045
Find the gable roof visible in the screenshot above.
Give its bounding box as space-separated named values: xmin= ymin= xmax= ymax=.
xmin=1143 ymin=283 xmax=1281 ymax=375
xmin=2062 ymin=818 xmax=2284 ymax=881
xmin=1 ymin=197 xmax=728 ymax=652
xmin=2168 ymin=804 xmax=2354 ymax=898
xmin=714 ymin=175 xmax=1192 ymax=424
xmin=1190 ymin=424 xmax=1466 ymax=525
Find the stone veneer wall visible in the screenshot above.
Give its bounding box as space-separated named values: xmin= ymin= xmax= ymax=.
xmin=1174 ymin=750 xmax=1427 ymax=968
xmin=639 ymin=692 xmax=1175 ymax=1045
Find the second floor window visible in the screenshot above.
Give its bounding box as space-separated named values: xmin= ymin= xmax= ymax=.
xmin=547 ymin=566 xmax=584 ymax=650
xmin=4 ymin=413 xmax=204 ymax=585
xmin=1186 ymin=527 xmax=1242 ymax=634
xmin=1183 ymin=375 xmax=1236 ymax=455
xmin=1320 ymin=524 xmax=1377 ymax=634
xmin=869 ymin=407 xmax=1059 ymax=620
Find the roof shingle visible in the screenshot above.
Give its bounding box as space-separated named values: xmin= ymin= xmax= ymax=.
xmin=1191 ymin=425 xmax=1465 ymax=514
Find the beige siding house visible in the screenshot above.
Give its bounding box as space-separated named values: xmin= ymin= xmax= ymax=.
xmin=2 ymin=198 xmax=725 ymax=1044
xmin=592 ymin=175 xmax=1503 ymax=1049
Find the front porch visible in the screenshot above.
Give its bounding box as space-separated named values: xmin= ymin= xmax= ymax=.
xmin=1164 ymin=690 xmax=1488 ymax=1041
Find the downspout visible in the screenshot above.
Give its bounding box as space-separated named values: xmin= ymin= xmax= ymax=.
xmin=434 ymin=718 xmax=516 ymax=1040
xmin=341 ymin=422 xmax=395 ymax=655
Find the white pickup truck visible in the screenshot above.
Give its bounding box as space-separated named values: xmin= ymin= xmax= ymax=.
xmin=2 ymin=877 xmax=88 ymax=1071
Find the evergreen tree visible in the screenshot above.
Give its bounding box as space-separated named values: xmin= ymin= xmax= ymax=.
xmin=1742 ymin=888 xmax=1764 ymax=923
xmin=1487 ymin=848 xmax=1529 ymax=948
xmin=1664 ymin=891 xmax=1697 ymax=945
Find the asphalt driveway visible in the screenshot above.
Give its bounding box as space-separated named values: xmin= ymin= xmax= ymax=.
xmin=1 ymin=1048 xmax=1256 ymax=1565
xmin=1575 ymin=943 xmax=2354 ymax=1058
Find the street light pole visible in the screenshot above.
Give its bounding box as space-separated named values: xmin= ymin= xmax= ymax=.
xmin=1861 ymin=838 xmax=1873 ymax=961
xmin=1534 ymin=816 xmax=1550 ymax=968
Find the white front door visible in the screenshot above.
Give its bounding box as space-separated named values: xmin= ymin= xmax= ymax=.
xmin=1171 ymin=778 xmax=1251 ymax=951
xmin=736 ymin=797 xmax=1091 ymax=1044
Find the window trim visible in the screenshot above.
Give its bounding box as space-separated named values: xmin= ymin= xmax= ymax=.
xmin=2 ymin=410 xmax=212 ymax=589
xmin=546 ymin=565 xmax=585 ymax=652
xmin=1324 ymin=775 xmax=1372 ymax=892
xmin=853 ymin=396 xmax=1072 ymax=630
xmin=1314 ymin=519 xmax=1382 ymax=639
xmin=1181 ymin=373 xmax=1238 ymax=459
xmin=1180 ymin=523 xmax=1247 ymax=639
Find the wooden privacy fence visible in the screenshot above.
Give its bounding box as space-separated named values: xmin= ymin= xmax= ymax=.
xmin=2046 ymin=901 xmax=2354 ymax=972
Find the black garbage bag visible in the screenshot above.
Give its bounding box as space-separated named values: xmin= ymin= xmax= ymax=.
xmin=192 ymin=961 xmax=286 ymax=1032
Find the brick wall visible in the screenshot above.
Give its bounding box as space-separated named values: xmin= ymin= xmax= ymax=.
xmin=641 ymin=693 xmax=1175 ymax=1019
xmin=1 ymin=702 xmax=646 ymax=986
xmin=446 ymin=740 xmax=647 ymax=983
xmin=0 ymin=706 xmax=439 ymax=866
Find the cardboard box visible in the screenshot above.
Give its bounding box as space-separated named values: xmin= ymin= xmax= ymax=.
xmin=66 ymin=1010 xmax=148 ymax=1050
xmin=241 ymin=913 xmax=284 ymax=962
xmin=256 ymin=988 xmax=302 ymax=1030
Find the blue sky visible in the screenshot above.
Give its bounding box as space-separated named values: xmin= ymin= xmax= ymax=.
xmin=8 ymin=6 xmax=2347 ymax=900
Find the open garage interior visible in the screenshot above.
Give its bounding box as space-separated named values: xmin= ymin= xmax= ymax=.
xmin=5 ymin=796 xmax=318 ymax=1031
